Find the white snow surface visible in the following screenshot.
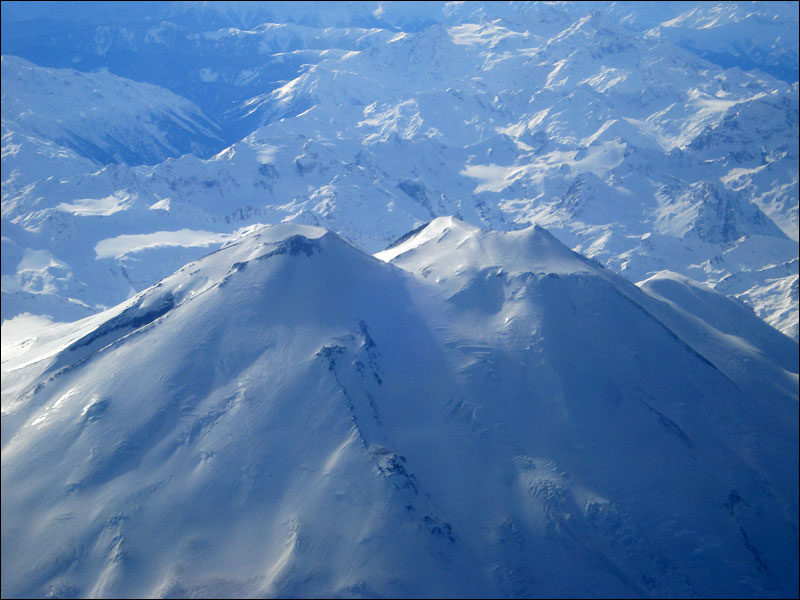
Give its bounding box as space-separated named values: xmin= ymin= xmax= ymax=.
xmin=1 ymin=2 xmax=797 ymax=339
xmin=1 ymin=219 xmax=797 ymax=598
xmin=1 ymin=4 xmax=799 ymax=593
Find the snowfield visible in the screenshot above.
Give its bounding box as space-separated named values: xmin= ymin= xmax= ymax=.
xmin=1 ymin=1 xmax=798 ymax=339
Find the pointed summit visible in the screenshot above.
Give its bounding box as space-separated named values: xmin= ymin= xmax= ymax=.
xmin=3 ymin=221 xmax=796 ymax=598
xmin=377 ymin=216 xmax=596 ymax=280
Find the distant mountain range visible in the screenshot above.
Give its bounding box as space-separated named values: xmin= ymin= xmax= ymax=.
xmin=2 ymin=1 xmax=797 ymax=339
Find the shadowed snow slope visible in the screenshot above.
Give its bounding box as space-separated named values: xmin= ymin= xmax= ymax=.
xmin=1 ymin=56 xmax=225 ymax=166
xmin=2 ymin=219 xmax=798 ymax=598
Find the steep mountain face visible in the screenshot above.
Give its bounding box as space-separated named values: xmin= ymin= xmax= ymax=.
xmin=1 ymin=56 xmax=225 ymax=167
xmin=2 ymin=219 xmax=797 ymax=598
xmin=378 ymin=217 xmax=799 ymax=404
xmin=643 ymin=1 xmax=800 ymax=82
xmin=1 ymin=1 xmax=797 ymax=340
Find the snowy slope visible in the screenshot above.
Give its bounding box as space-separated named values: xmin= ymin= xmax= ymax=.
xmin=2 ymin=4 xmax=797 ymax=596
xmin=379 ymin=217 xmax=799 ymax=401
xmin=645 ymin=1 xmax=800 ymax=82
xmin=1 ymin=56 xmax=225 ymax=166
xmin=1 ymin=124 xmax=99 ymax=190
xmin=637 ymin=269 xmax=799 ymax=392
xmin=2 ymin=2 xmax=796 ymax=339
xmin=2 ymin=220 xmax=797 ymax=598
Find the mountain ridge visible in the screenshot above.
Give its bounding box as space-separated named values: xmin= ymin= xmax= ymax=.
xmin=3 ymin=2 xmax=796 ymax=338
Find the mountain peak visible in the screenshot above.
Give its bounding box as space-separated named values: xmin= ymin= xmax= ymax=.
xmin=377 ymin=216 xmax=597 ymax=284
xmin=2 ymin=218 xmax=798 ymax=599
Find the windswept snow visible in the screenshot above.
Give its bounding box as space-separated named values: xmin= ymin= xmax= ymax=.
xmin=461 ymin=141 xmax=627 ymax=193
xmin=57 ymin=191 xmax=135 ymax=217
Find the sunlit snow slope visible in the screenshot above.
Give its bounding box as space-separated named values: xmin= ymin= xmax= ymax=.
xmin=2 ymin=219 xmax=797 ymax=598
xmin=1 ymin=1 xmax=798 ymax=339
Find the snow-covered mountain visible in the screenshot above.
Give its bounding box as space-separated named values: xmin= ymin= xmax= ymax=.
xmin=1 ymin=56 xmax=225 ymax=168
xmin=1 ymin=5 xmax=799 ymax=595
xmin=644 ymin=1 xmax=800 ymax=82
xmin=1 ymin=1 xmax=797 ymax=340
xmin=2 ymin=219 xmax=797 ymax=598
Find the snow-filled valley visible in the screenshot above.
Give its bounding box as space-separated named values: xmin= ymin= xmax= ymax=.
xmin=2 ymin=2 xmax=799 ymax=598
